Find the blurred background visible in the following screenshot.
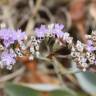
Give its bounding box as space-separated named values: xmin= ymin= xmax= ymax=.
xmin=0 ymin=0 xmax=96 ymax=96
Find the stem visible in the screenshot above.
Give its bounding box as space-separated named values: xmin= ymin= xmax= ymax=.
xmin=52 ymin=56 xmax=77 ymax=96
xmin=25 ymin=0 xmax=42 ymax=36
xmin=0 ymin=67 xmax=25 ymax=83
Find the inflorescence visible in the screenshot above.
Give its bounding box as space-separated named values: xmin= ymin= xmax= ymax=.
xmin=71 ymin=31 xmax=96 ymax=71
xmin=0 ymin=28 xmax=26 ymax=69
xmin=0 ymin=24 xmax=96 ymax=71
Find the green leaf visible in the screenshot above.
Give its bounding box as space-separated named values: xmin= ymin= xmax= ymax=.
xmin=75 ymin=72 xmax=96 ymax=95
xmin=51 ymin=90 xmax=73 ymax=96
xmin=4 ymin=83 xmax=74 ymax=96
xmin=4 ymin=82 xmax=87 ymax=96
xmin=51 ymin=90 xmax=87 ymax=96
xmin=4 ymin=83 xmax=40 ymax=96
xmin=72 ymin=62 xmax=96 ymax=95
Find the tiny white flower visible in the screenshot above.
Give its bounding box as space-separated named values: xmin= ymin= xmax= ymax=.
xmin=71 ymin=52 xmax=80 ymax=58
xmin=92 ymin=36 xmax=96 ymax=41
xmin=48 ymin=24 xmax=54 ymax=30
xmin=89 ymin=55 xmax=95 ymax=64
xmin=29 ymin=55 xmax=34 ymax=60
xmin=71 ymin=46 xmax=75 ymax=51
xmin=81 ymin=63 xmax=88 ymax=68
xmin=36 ymin=51 xmax=40 ymax=57
xmin=30 ymin=47 xmax=35 ymax=53
xmin=31 ymin=36 xmax=36 ymax=41
xmin=76 ymin=45 xmax=84 ymax=52
xmin=15 ymin=48 xmax=23 ymax=57
xmin=33 ymin=42 xmax=38 ymax=46
xmin=92 ymin=30 xmax=96 ymax=36
xmin=46 ymin=24 xmax=54 ymax=37
xmin=35 ymin=45 xmax=39 ymax=51
xmin=76 ymin=41 xmax=84 ymax=52
xmin=78 ymin=56 xmax=86 ymax=64
xmin=77 ymin=40 xmax=82 ymax=45
xmin=63 ymin=32 xmax=69 ymax=40
xmin=66 ymin=37 xmax=73 ymax=44
xmin=6 ymin=65 xmax=13 ymax=70
xmin=86 ymin=52 xmax=91 ymax=58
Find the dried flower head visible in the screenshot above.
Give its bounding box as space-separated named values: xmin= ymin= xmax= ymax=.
xmin=0 ymin=50 xmax=16 ymax=70
xmin=71 ymin=31 xmax=96 ymax=71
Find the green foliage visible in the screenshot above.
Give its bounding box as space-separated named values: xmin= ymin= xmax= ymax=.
xmin=75 ymin=72 xmax=96 ymax=95
xmin=5 ymin=83 xmax=39 ymax=96
xmin=51 ymin=90 xmax=73 ymax=96
xmin=4 ymin=83 xmax=88 ymax=96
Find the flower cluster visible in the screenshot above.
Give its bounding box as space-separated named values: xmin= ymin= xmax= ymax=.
xmin=0 ymin=28 xmax=26 ymax=48
xmin=0 ymin=49 xmax=16 ymax=70
xmin=35 ymin=24 xmax=73 ymax=45
xmin=29 ymin=24 xmax=73 ymax=60
xmin=71 ymin=31 xmax=96 ymax=71
xmin=0 ymin=28 xmax=26 ymax=70
xmin=29 ymin=36 xmax=40 ymax=60
xmin=0 ymin=24 xmax=73 ymax=70
xmin=1 ymin=24 xmax=96 ymax=72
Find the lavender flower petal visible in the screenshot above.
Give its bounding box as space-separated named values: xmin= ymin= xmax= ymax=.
xmin=35 ymin=25 xmax=48 ymax=38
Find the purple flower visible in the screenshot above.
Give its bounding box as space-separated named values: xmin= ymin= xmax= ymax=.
xmin=34 ymin=24 xmax=65 ymax=39
xmin=35 ymin=25 xmax=48 ymax=38
xmin=53 ymin=24 xmax=64 ymax=38
xmin=86 ymin=40 xmax=95 ymax=52
xmin=3 ymin=39 xmax=14 ymax=48
xmin=0 ymin=28 xmax=26 ymax=47
xmin=0 ymin=28 xmax=16 ymax=40
xmin=86 ymin=45 xmax=96 ymax=52
xmin=0 ymin=28 xmax=16 ymax=47
xmin=87 ymin=40 xmax=93 ymax=46
xmin=81 ymin=57 xmax=87 ymax=63
xmin=16 ymin=29 xmax=26 ymax=42
xmin=1 ymin=50 xmax=16 ymax=69
xmin=53 ymin=24 xmax=64 ymax=31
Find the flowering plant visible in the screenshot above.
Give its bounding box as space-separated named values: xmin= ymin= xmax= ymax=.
xmin=71 ymin=31 xmax=96 ymax=71
xmin=0 ymin=28 xmax=26 ymax=69
xmin=0 ymin=24 xmax=96 ymax=72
